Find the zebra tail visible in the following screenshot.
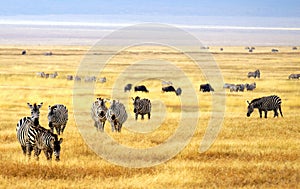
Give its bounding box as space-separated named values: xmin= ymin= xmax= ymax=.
xmin=279 ymin=105 xmax=283 ymax=117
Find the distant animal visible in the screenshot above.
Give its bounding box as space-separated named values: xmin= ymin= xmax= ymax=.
xmin=49 ymin=72 xmax=58 ymax=78
xmin=272 ymin=49 xmax=279 ymax=53
xmin=162 ymin=85 xmax=182 ymax=96
xmin=134 ymin=85 xmax=149 ymax=93
xmin=66 ymin=75 xmax=73 ymax=80
xmin=36 ymin=72 xmax=46 ymax=78
xmin=44 ymin=51 xmax=53 ymax=56
xmin=91 ymin=98 xmax=108 ymax=132
xmin=21 ymin=50 xmax=26 ymax=55
xmin=124 ymin=84 xmax=132 ymax=92
xmin=292 ymin=47 xmax=297 ymax=50
xmin=161 ymin=81 xmax=173 ymax=86
xmin=245 ymin=82 xmax=256 ymax=91
xmin=247 ymin=95 xmax=283 ymax=118
xmin=85 ymin=76 xmax=96 ymax=82
xmin=48 ymin=104 xmax=68 ymax=135
xmin=34 ymin=127 xmax=63 ymax=161
xmin=132 ymin=96 xmax=151 ymax=120
xmin=220 ymin=48 xmax=223 ymax=51
xmin=16 ymin=102 xmax=43 ymax=158
xmin=200 ymin=84 xmax=214 ymax=92
xmin=288 ymin=74 xmax=300 ymax=79
xmin=223 ymin=83 xmax=235 ymax=89
xmin=45 ymin=73 xmax=49 ymax=78
xmin=229 ymin=85 xmax=238 ymax=92
xmin=236 ymin=84 xmax=245 ymax=92
xmin=74 ymin=76 xmax=81 ymax=81
xmin=98 ymin=77 xmax=106 ymax=83
xmin=249 ymin=49 xmax=253 ymax=53
xmin=106 ymin=100 xmax=128 ymax=132
xmin=248 ymin=69 xmax=260 ymax=78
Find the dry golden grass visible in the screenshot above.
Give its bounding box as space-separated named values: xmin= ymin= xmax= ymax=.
xmin=0 ymin=45 xmax=299 ymax=188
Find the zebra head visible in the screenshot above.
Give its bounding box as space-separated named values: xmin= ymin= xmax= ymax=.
xmin=132 ymin=96 xmax=141 ymax=113
xmin=27 ymin=102 xmax=43 ymax=126
xmin=51 ymin=135 xmax=63 ymax=161
xmin=246 ymin=101 xmax=254 ymax=117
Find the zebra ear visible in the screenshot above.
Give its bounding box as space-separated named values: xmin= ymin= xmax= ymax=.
xmin=59 ymin=138 xmax=63 ymax=144
xmin=27 ymin=103 xmax=32 ymax=108
xmin=247 ymin=100 xmax=250 ymax=105
xmin=38 ymin=102 xmax=43 ymax=108
xmin=131 ymin=97 xmax=134 ymax=101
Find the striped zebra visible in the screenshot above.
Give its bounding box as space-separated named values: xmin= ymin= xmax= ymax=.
xmin=91 ymin=98 xmax=108 ymax=132
xmin=247 ymin=69 xmax=260 ymax=78
xmin=106 ymin=100 xmax=128 ymax=132
xmin=132 ymin=96 xmax=151 ymax=120
xmin=48 ymin=104 xmax=68 ymax=135
xmin=34 ymin=127 xmax=63 ymax=161
xmin=16 ymin=102 xmax=43 ymax=157
xmin=247 ymin=95 xmax=283 ymax=118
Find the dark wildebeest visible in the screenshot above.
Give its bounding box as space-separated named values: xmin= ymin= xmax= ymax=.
xmin=134 ymin=85 xmax=149 ymax=93
xmin=271 ymin=49 xmax=279 ymax=53
xmin=162 ymin=86 xmax=182 ymax=96
xmin=124 ymin=84 xmax=132 ymax=92
xmin=22 ymin=50 xmax=26 ymax=55
xmin=200 ymin=84 xmax=214 ymax=92
xmin=245 ymin=82 xmax=256 ymax=91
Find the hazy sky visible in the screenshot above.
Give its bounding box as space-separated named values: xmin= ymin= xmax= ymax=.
xmin=1 ymin=0 xmax=300 ymax=18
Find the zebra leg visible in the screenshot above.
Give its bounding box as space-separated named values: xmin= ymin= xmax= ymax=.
xmin=148 ymin=113 xmax=151 ymax=119
xmin=61 ymin=124 xmax=66 ymax=134
xmin=111 ymin=122 xmax=115 ymax=132
xmin=26 ymin=142 xmax=32 ymax=158
xmin=21 ymin=145 xmax=26 ymax=156
xmin=273 ymin=109 xmax=278 ymax=117
xmin=34 ymin=147 xmax=41 ymax=161
xmin=49 ymin=122 xmax=54 ymax=133
xmin=56 ymin=126 xmax=61 ymax=135
xmin=100 ymin=121 xmax=105 ymax=132
xmin=141 ymin=114 xmax=144 ymax=120
xmin=135 ymin=113 xmax=138 ymax=120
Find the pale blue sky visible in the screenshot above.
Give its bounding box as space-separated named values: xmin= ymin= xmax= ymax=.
xmin=1 ymin=0 xmax=300 ymax=17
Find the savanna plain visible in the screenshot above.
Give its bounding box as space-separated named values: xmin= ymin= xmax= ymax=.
xmin=0 ymin=45 xmax=299 ymax=188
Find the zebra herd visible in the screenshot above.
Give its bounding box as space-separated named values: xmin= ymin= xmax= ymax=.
xmin=91 ymin=96 xmax=151 ymax=132
xmin=16 ymin=103 xmax=68 ymax=161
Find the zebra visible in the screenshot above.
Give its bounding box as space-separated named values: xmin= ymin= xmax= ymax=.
xmin=48 ymin=104 xmax=68 ymax=135
xmin=247 ymin=69 xmax=260 ymax=78
xmin=66 ymin=75 xmax=73 ymax=80
xmin=106 ymin=100 xmax=128 ymax=132
xmin=16 ymin=102 xmax=43 ymax=157
xmin=36 ymin=72 xmax=46 ymax=78
xmin=98 ymin=77 xmax=106 ymax=83
xmin=49 ymin=72 xmax=58 ymax=78
xmin=132 ymin=96 xmax=151 ymax=120
xmin=288 ymin=74 xmax=300 ymax=79
xmin=124 ymin=83 xmax=132 ymax=92
xmin=34 ymin=127 xmax=63 ymax=161
xmin=246 ymin=95 xmax=283 ymax=118
xmin=245 ymin=82 xmax=256 ymax=91
xmin=91 ymin=98 xmax=108 ymax=132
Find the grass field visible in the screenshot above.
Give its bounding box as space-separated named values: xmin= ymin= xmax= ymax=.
xmin=0 ymin=45 xmax=299 ymax=188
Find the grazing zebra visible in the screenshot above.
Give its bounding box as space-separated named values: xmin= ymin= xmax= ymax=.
xmin=66 ymin=75 xmax=73 ymax=80
xmin=132 ymin=96 xmax=151 ymax=120
xmin=36 ymin=72 xmax=46 ymax=78
xmin=288 ymin=74 xmax=300 ymax=79
xmin=48 ymin=104 xmax=68 ymax=135
xmin=34 ymin=127 xmax=63 ymax=161
xmin=245 ymin=82 xmax=256 ymax=91
xmin=106 ymin=100 xmax=128 ymax=132
xmin=16 ymin=102 xmax=43 ymax=157
xmin=91 ymin=98 xmax=108 ymax=132
xmin=247 ymin=95 xmax=283 ymax=118
xmin=98 ymin=77 xmax=106 ymax=83
xmin=49 ymin=72 xmax=58 ymax=78
xmin=247 ymin=69 xmax=260 ymax=78
xmin=74 ymin=76 xmax=81 ymax=81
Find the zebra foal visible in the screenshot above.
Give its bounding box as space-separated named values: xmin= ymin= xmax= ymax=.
xmin=132 ymin=96 xmax=151 ymax=120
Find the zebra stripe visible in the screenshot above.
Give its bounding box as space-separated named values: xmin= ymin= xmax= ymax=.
xmin=48 ymin=104 xmax=68 ymax=135
xmin=106 ymin=100 xmax=128 ymax=132
xmin=34 ymin=127 xmax=63 ymax=161
xmin=91 ymin=98 xmax=108 ymax=132
xmin=132 ymin=96 xmax=151 ymax=120
xmin=247 ymin=95 xmax=283 ymax=118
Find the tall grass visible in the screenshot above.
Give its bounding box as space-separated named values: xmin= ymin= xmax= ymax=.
xmin=0 ymin=46 xmax=299 ymax=188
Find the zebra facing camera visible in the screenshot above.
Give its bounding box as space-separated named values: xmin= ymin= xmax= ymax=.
xmin=73 ymin=23 xmax=225 ymax=168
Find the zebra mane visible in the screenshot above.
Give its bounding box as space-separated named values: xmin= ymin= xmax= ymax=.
xmin=250 ymin=97 xmax=262 ymax=104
